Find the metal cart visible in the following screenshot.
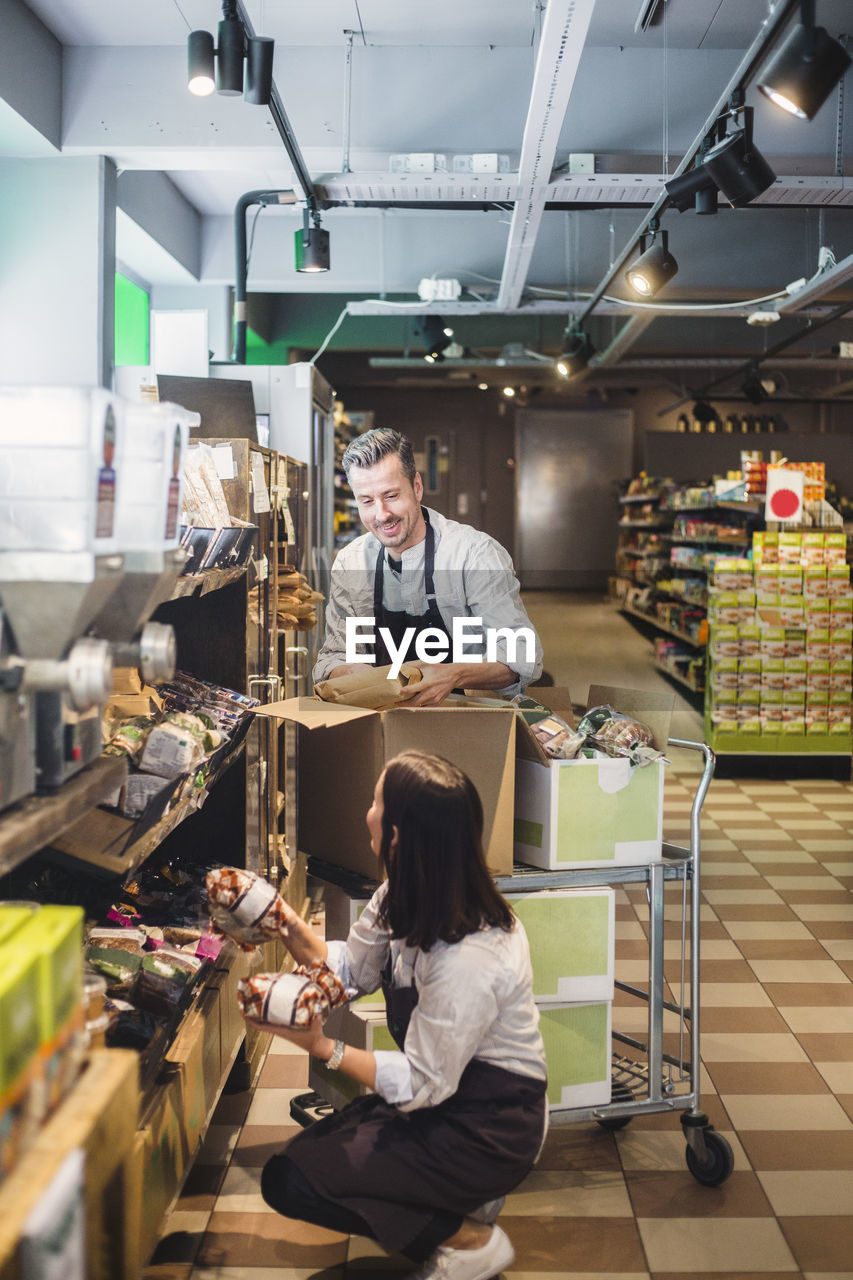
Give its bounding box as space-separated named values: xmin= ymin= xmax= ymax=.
xmin=296 ymin=737 xmax=733 ymax=1187
xmin=494 ymin=737 xmax=733 ymax=1186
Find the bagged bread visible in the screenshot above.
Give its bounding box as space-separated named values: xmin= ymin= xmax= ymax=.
xmin=237 ymin=961 xmax=349 ymax=1027
xmin=205 ymin=866 xmax=293 ymax=950
xmin=314 ymin=663 xmax=422 ymax=709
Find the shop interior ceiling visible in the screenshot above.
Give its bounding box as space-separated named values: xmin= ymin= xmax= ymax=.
xmin=8 ymin=0 xmax=853 ymax=405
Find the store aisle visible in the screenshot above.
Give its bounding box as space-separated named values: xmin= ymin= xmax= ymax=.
xmin=145 ymin=592 xmax=853 ymax=1280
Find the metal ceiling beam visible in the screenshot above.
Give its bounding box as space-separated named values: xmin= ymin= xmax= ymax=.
xmin=588 ymin=313 xmax=656 ymax=368
xmin=346 ymin=298 xmax=833 ymax=319
xmin=579 ymin=0 xmax=801 ymax=324
xmin=494 ymin=0 xmax=596 ymax=310
xmin=777 ymin=249 xmax=853 ymax=313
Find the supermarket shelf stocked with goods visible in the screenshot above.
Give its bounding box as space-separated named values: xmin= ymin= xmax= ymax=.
xmin=0 ymin=402 xmax=314 ymax=1267
xmin=705 ymin=524 xmax=852 ymax=773
xmin=612 ymin=478 xmax=763 ymax=696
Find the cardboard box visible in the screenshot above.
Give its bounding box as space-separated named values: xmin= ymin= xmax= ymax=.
xmin=14 ymin=906 xmax=85 ymax=1115
xmin=308 ymin=1004 xmax=397 ymax=1111
xmin=0 ymin=940 xmax=42 ymax=1178
xmin=538 ymin=1002 xmax=612 ymax=1110
xmin=507 ymin=888 xmax=614 ymax=1003
xmin=255 ymin=697 xmax=518 ymax=876
xmin=513 ymin=686 xmax=670 ymax=872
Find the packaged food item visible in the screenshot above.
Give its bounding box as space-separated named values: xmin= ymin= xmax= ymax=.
xmin=237 ymin=961 xmax=349 ymax=1028
xmin=528 ymin=714 xmax=586 ymax=759
xmin=314 ymin=663 xmax=422 ymax=709
xmin=132 ymin=948 xmax=205 ymax=1019
xmin=575 ymin=705 xmax=666 ymax=766
xmin=206 ymin=865 xmax=294 ymax=949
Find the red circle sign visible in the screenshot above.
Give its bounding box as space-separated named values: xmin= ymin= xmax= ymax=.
xmin=769 ymin=487 xmax=801 ymax=519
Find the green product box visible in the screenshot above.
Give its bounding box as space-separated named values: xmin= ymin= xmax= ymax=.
xmin=0 ymin=938 xmax=42 ymax=1178
xmin=803 ymin=567 xmax=827 ymax=597
xmin=737 ymin=690 xmax=761 ymax=709
xmin=759 ymin=626 xmax=787 ymax=658
xmin=537 ymin=1002 xmax=612 ymax=1110
xmin=760 ymin=688 xmax=784 ymax=707
xmin=806 ymin=627 xmax=831 ymax=657
xmin=738 ymin=624 xmax=761 ymax=653
xmin=755 ymin=566 xmax=779 ymax=591
xmin=736 ymin=716 xmax=762 ymax=733
xmin=514 ymin=758 xmax=665 ymax=872
xmin=738 ymin=657 xmax=762 ymax=678
xmin=806 ymin=690 xmax=829 ymax=708
xmin=779 ymin=596 xmax=805 ymax=626
xmin=824 ymin=532 xmax=847 ymax=564
xmin=779 ymin=531 xmax=803 ymax=562
xmin=827 ymin=565 xmax=850 ymax=594
xmin=829 ymin=689 xmax=853 ymax=708
xmin=831 ymin=595 xmax=853 ymax=617
xmin=712 ymin=655 xmax=739 ymax=675
xmin=829 ymin=622 xmax=852 ymax=641
xmin=711 ymin=688 xmax=738 ymax=708
xmin=782 ymin=718 xmax=806 ymax=735
xmin=783 ymin=689 xmax=806 ymax=708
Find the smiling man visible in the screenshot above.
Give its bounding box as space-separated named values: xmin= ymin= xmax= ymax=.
xmin=313 ymin=428 xmax=542 ymax=706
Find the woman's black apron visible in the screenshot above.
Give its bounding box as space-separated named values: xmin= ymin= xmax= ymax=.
xmin=284 ymin=959 xmax=548 ymax=1255
xmin=372 ymin=508 xmax=452 ymax=670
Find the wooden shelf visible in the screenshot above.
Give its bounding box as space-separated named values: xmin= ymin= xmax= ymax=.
xmin=48 ymin=742 xmax=246 ymax=879
xmin=654 ymin=660 xmax=704 ymax=695
xmin=0 ymin=1050 xmax=139 ymax=1280
xmin=168 ymin=566 xmax=247 ymax=600
xmin=0 ymin=756 xmax=128 ymax=878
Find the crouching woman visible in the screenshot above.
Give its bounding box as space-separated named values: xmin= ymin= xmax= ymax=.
xmin=249 ymin=750 xmax=547 ymax=1280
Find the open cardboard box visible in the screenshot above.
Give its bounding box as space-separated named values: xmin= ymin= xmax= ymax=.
xmin=254 ymin=696 xmax=517 ymax=875
xmin=513 ymin=685 xmax=674 ymax=872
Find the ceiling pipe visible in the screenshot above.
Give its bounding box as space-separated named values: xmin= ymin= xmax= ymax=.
xmin=579 ymin=0 xmax=801 ymax=326
xmin=232 ymin=189 xmax=297 ymax=363
xmin=589 ymin=313 xmax=656 ymax=368
xmin=235 ymin=0 xmax=319 ymax=216
xmin=495 ymin=0 xmax=596 ymax=310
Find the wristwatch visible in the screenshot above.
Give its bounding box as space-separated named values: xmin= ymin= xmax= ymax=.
xmin=324 ymin=1039 xmax=346 ymax=1071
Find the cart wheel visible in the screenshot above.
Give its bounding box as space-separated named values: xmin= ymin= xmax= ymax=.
xmin=596 ymin=1084 xmax=634 ymax=1131
xmin=685 ymin=1129 xmax=734 ymax=1186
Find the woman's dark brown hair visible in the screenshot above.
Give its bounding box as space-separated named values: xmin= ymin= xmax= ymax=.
xmin=375 ymin=750 xmax=514 ymax=949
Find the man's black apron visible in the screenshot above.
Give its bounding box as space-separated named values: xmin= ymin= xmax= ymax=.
xmin=285 ymin=958 xmax=548 ymax=1255
xmin=372 ymin=508 xmax=452 ymax=670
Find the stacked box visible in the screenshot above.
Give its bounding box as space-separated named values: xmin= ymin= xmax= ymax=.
xmin=14 ymin=906 xmax=85 ymax=1116
xmin=0 ymin=937 xmax=42 ymax=1181
xmin=707 ymin=535 xmax=852 ymax=748
xmin=316 ymin=881 xmax=615 ymax=1111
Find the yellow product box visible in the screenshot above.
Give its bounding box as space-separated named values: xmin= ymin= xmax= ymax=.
xmin=779 ymin=596 xmax=805 ymax=627
xmin=737 ymin=689 xmax=761 ymax=710
xmin=829 ymin=659 xmax=852 ymax=692
xmin=783 ymin=659 xmax=807 ymax=691
xmin=755 ymin=594 xmax=781 ymax=625
xmin=0 ymin=905 xmax=37 ymax=946
xmin=709 ymin=625 xmax=740 ymax=659
xmin=806 ymin=627 xmax=831 ymax=658
xmin=807 ymin=658 xmax=831 ymax=690
xmin=0 ymin=939 xmax=42 ymax=1180
xmin=712 ymin=657 xmax=739 ymax=688
xmin=784 ymin=631 xmax=806 ymax=658
xmin=829 ymin=620 xmax=853 ymax=641
xmin=778 ymin=531 xmax=803 ymax=565
xmin=713 ymin=559 xmax=753 ymax=591
xmin=760 ymin=657 xmax=786 ymax=691
xmin=13 ymin=906 xmax=85 ymax=1117
xmin=778 ymin=566 xmax=803 ymax=596
xmin=759 ymin=626 xmax=787 ymax=659
xmin=803 ymin=567 xmax=828 ymax=597
xmin=761 ymin=688 xmax=784 ymax=709
xmin=829 ymin=689 xmax=853 ymax=709
xmin=824 ymin=532 xmax=847 ymax=565
xmin=708 ymin=591 xmax=740 ymax=625
xmin=738 ymin=657 xmax=762 ymax=687
xmin=752 ymin=530 xmax=779 ymax=562
xmin=828 ymin=711 xmax=852 ymax=732
xmin=783 ymin=689 xmax=806 ymax=710
xmin=806 ymin=603 xmax=832 ymax=631
xmin=736 ymin=713 xmax=762 ymax=731
xmin=738 ymin=623 xmax=761 ymax=655
xmin=736 ymin=589 xmax=756 ymax=620
xmin=828 ymin=566 xmax=852 ymax=597
xmin=800 ymin=531 xmax=826 ymax=565
xmin=781 ymin=717 xmax=806 ymax=734
xmin=806 ymin=689 xmax=829 ymax=709
xmin=831 ymin=595 xmax=853 ymax=620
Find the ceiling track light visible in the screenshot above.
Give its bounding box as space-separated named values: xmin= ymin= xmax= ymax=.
xmin=703 ymin=104 xmax=776 ymax=208
xmin=757 ymin=0 xmax=851 ymax=121
xmin=625 ymin=225 xmax=678 ymax=297
xmin=414 ymin=314 xmax=454 ymax=363
xmin=187 ymin=2 xmax=274 ymax=105
xmin=555 ymin=329 xmax=596 ymax=378
xmin=294 ymin=206 xmax=331 ymax=273
xmin=664 ymin=133 xmax=719 ymax=215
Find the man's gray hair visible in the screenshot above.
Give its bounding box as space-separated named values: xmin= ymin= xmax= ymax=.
xmin=342 ymin=428 xmax=417 ymax=485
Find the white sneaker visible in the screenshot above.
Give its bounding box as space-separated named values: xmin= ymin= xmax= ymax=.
xmin=409 ymin=1225 xmax=515 ymax=1280
xmin=469 ymin=1196 xmax=505 ymax=1224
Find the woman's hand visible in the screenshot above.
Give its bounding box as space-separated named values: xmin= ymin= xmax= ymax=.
xmin=243 ymin=1013 xmax=332 ymax=1060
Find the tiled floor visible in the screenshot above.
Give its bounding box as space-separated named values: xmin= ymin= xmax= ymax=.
xmin=144 ymin=596 xmax=853 ymax=1280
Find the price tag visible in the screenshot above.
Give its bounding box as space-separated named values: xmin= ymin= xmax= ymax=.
xmin=253 ymin=554 xmax=269 ymax=582
xmin=250 ymin=452 xmax=271 ymax=514
xmin=213 ymin=444 xmax=235 ymax=480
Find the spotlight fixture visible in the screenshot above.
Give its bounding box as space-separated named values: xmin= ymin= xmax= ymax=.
xmin=664 ymin=164 xmax=718 ymax=216
xmin=414 ymin=315 xmax=453 ymax=363
xmin=625 ymin=228 xmax=678 ymax=297
xmin=294 ymin=207 xmax=331 ymax=273
xmin=555 ymin=329 xmax=596 ymax=378
xmin=188 ymin=30 xmax=216 ymax=96
xmin=692 ymin=400 xmax=719 ymax=431
xmin=502 ymin=386 xmax=517 ymax=398
xmin=478 ymin=382 xmax=489 ymax=391
xmin=741 ymin=369 xmax=776 ymax=404
xmin=757 ymin=0 xmax=851 ymax=121
xmin=187 ymin=2 xmax=274 ymax=106
xmin=703 ymin=106 xmax=776 ymax=208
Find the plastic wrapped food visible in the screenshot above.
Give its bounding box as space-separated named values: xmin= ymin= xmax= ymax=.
xmin=237 ymin=961 xmax=349 ymax=1028
xmin=575 ymin=705 xmax=666 ymax=766
xmin=528 ymin=714 xmax=587 ymax=760
xmin=132 ymin=948 xmax=205 ymax=1019
xmin=205 ymin=866 xmax=293 ymax=949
